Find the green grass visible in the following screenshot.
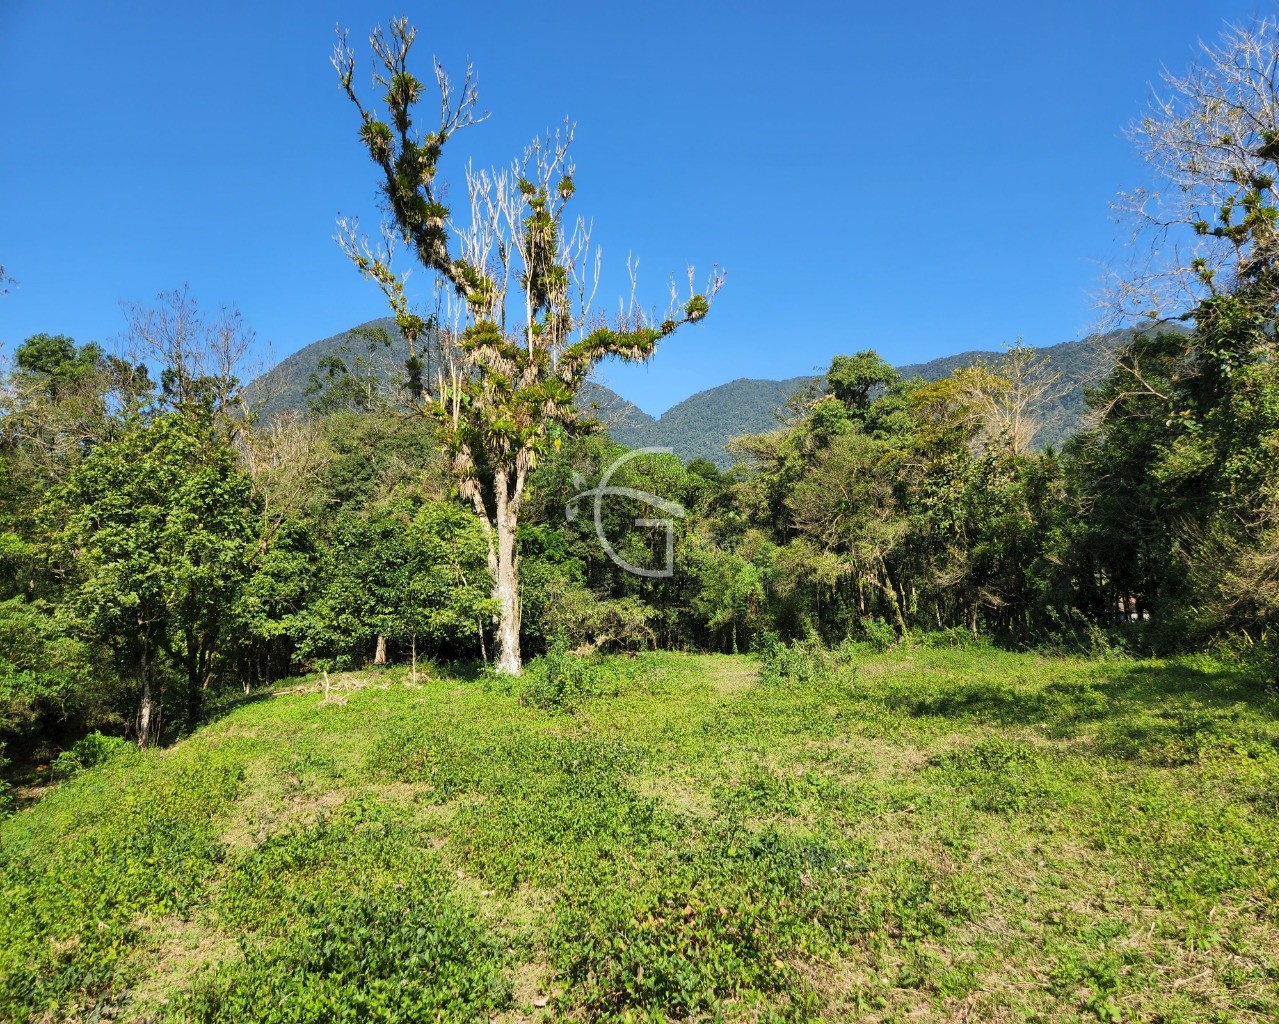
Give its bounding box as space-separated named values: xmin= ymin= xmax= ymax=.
xmin=1 ymin=647 xmax=1277 ymax=1022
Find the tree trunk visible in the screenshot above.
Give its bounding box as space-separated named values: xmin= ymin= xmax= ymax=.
xmin=138 ymin=679 xmax=160 ymax=749
xmin=186 ymin=682 xmax=203 ymax=725
xmin=186 ymin=654 xmax=206 ymax=726
xmin=137 ymin=636 xmax=160 ymax=749
xmin=493 ymin=498 xmax=522 ymax=674
xmin=496 ymin=506 xmax=521 ymax=674
xmin=880 ymin=567 xmax=908 ymax=637
xmin=373 ymin=634 xmax=388 ymax=665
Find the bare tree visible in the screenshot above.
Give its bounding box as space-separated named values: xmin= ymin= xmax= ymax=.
xmin=332 ymin=19 xmax=722 ymax=674
xmin=954 ymin=341 xmax=1066 ymax=456
xmin=122 ymin=286 xmax=262 ymax=434
xmin=240 ymin=409 xmax=321 ymax=544
xmin=1108 ymin=18 xmax=1279 ymax=323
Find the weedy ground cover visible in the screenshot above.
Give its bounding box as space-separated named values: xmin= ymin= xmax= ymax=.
xmin=1 ymin=647 xmax=1276 ymax=1022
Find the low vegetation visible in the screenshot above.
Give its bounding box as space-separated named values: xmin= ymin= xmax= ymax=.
xmin=2 ymin=647 xmax=1275 ymax=1022
xmin=3 ymin=15 xmax=1279 ymax=1024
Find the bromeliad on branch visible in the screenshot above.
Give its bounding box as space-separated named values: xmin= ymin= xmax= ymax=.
xmin=332 ymin=18 xmax=722 ymax=674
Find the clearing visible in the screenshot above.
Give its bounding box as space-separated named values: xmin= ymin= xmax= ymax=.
xmin=1 ymin=647 xmax=1276 ymax=1022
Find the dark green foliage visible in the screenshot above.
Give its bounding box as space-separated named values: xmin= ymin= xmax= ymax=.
xmin=1068 ymin=292 xmax=1279 ymax=641
xmin=519 ymin=639 xmax=601 ymax=712
xmin=49 ymin=731 xmax=134 ymax=780
xmin=48 ymin=411 xmax=262 ymax=739
xmin=292 ymin=497 xmax=494 ymax=670
xmin=0 ymin=597 xmax=116 ymax=750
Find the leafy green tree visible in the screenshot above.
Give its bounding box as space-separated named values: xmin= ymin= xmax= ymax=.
xmin=1070 ymin=21 xmax=1279 ymax=642
xmin=398 ymin=501 xmax=496 ymax=675
xmin=825 ymin=351 xmax=900 ymax=414
xmin=293 ymin=499 xmax=494 ymax=672
xmin=223 ymin=517 xmax=318 ymax=690
xmin=1 ymin=335 xmax=150 ymax=535
xmin=690 ymin=545 xmax=765 ymax=653
xmin=332 ymin=18 xmax=719 ymax=673
xmin=787 ymin=430 xmax=910 ymax=635
xmin=49 ymin=412 xmax=260 ymax=745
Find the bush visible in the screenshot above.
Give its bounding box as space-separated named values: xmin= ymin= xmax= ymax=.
xmin=1028 ymin=612 xmax=1131 ymax=659
xmin=50 ymin=731 xmax=133 ymax=780
xmin=857 ymin=616 xmax=899 ymax=652
xmin=520 ymin=639 xmax=600 ymax=712
xmin=1207 ymin=627 xmax=1279 ymax=684
xmin=756 ymin=632 xmax=833 ymax=686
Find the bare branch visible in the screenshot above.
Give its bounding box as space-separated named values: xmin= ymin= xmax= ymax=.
xmin=1106 ymin=17 xmax=1279 ymax=322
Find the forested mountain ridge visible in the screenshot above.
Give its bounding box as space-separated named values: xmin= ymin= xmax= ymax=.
xmin=253 ymin=320 xmax=1172 ymax=466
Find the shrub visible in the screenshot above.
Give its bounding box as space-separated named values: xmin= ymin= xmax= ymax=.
xmin=756 ymin=632 xmax=833 ymax=686
xmin=521 ymin=639 xmax=600 ymax=712
xmin=50 ymin=731 xmax=133 ymax=780
xmin=857 ymin=616 xmax=899 ymax=652
xmin=1207 ymin=626 xmax=1279 ymax=684
xmin=1029 ymin=613 xmax=1131 ymax=659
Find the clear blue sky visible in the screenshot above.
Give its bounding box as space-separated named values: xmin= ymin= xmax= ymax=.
xmin=0 ymin=1 xmax=1268 ymax=415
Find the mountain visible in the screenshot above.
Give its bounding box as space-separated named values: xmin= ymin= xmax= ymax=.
xmin=252 ymin=322 xmax=1163 ymax=469
xmin=582 ymin=376 xmax=817 ymax=466
xmin=251 ymin=317 xmax=435 ymax=421
xmin=590 ymin=329 xmax=1152 ymax=466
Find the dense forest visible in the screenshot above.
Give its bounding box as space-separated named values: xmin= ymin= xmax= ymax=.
xmin=1 ymin=16 xmax=1278 ymax=796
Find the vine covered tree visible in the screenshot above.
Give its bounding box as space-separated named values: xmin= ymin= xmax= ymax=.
xmin=332 ymin=19 xmax=720 ymax=673
xmin=1086 ymin=18 xmax=1279 ymax=640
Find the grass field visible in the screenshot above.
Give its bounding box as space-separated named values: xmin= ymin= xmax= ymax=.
xmin=1 ymin=645 xmax=1277 ymax=1022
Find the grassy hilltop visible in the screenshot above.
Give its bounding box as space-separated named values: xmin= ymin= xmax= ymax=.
xmin=2 ymin=647 xmax=1276 ymax=1022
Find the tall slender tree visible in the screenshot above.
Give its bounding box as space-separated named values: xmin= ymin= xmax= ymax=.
xmin=332 ymin=19 xmax=720 ymax=673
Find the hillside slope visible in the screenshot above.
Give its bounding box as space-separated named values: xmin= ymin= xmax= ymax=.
xmin=2 ymin=650 xmax=1274 ymax=1022
xmin=253 ymin=324 xmax=1165 ymax=467
xmin=598 ymin=376 xmax=817 ymax=465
